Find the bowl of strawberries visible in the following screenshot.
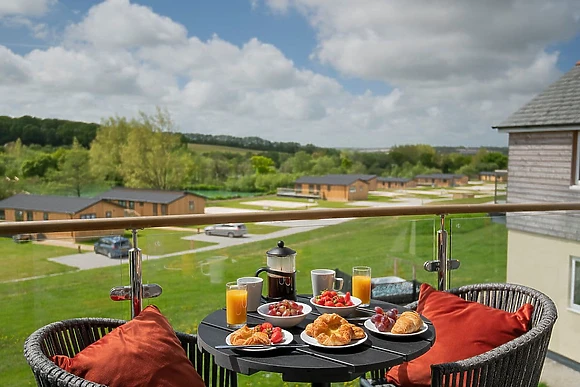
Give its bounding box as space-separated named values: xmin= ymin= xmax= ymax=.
xmin=310 ymin=290 xmax=362 ymax=317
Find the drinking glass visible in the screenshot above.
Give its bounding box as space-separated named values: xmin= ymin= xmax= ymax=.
xmin=352 ymin=266 xmax=372 ymax=307
xmin=226 ymin=282 xmax=247 ymax=328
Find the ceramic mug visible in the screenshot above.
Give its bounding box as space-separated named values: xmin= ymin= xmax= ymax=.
xmin=311 ymin=269 xmax=344 ymax=297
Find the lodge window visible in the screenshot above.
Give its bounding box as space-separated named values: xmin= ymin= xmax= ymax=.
xmin=139 ymin=202 xmax=144 ymax=206
xmin=118 ymin=200 xmax=127 ymax=207
xmin=349 ymin=186 xmax=356 ymax=193
xmin=161 ymin=204 xmax=167 ymax=215
xmin=15 ymin=210 xmax=23 ymax=221
xmin=27 ymin=211 xmax=33 ymax=221
xmin=571 ymin=257 xmax=580 ymax=312
xmin=189 ymin=201 xmax=195 ymax=211
xmin=309 ymin=184 xmax=314 ymax=193
xmin=0 ymin=209 xmax=5 ymax=220
xmin=129 ymin=201 xmax=135 ymax=209
xmin=153 ymin=203 xmax=158 ymax=215
xmin=105 ymin=211 xmax=112 ymax=218
xmin=327 ymin=185 xmax=331 ymax=191
xmin=43 ymin=213 xmax=49 ymax=221
xmin=80 ymin=213 xmax=96 ymax=219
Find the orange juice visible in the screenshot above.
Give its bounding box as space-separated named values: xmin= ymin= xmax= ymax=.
xmin=352 ymin=275 xmax=371 ymax=305
xmin=226 ymin=289 xmax=247 ymax=327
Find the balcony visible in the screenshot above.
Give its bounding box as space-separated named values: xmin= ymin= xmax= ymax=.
xmin=2 ymin=202 xmax=579 ymax=386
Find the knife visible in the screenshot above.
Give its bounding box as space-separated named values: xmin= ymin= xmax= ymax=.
xmin=215 ymin=344 xmax=309 ymax=350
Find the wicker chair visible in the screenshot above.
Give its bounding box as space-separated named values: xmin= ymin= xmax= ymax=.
xmin=360 ymin=283 xmax=558 ymax=387
xmin=24 ymin=317 xmax=238 ymax=387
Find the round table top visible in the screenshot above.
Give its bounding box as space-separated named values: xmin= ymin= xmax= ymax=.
xmin=197 ymin=295 xmax=435 ymax=384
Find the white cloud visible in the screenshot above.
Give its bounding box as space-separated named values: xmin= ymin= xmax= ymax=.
xmin=0 ymin=0 xmax=55 ymax=18
xmin=0 ymin=0 xmax=578 ymax=148
xmin=65 ymin=0 xmax=187 ymax=49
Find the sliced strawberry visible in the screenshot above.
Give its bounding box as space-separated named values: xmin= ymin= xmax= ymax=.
xmin=271 ymin=330 xmax=283 ymax=344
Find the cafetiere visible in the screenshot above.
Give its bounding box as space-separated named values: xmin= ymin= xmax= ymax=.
xmin=255 ymin=240 xmax=296 ymax=301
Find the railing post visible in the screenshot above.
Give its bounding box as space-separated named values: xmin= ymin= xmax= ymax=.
xmin=424 ymin=214 xmax=459 ymax=290
xmin=436 ymin=214 xmax=448 ymax=291
xmin=129 ymin=229 xmax=142 ymax=318
xmin=110 ymin=229 xmax=162 ymax=318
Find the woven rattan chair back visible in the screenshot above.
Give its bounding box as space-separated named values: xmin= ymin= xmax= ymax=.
xmin=360 ymin=283 xmax=558 ymax=387
xmin=23 ymin=317 xmax=237 ymax=387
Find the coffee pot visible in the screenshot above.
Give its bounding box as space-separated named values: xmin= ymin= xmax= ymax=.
xmin=255 ymin=240 xmax=296 ymax=301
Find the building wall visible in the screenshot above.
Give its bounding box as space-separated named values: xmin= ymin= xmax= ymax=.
xmin=321 ymin=185 xmax=348 ymax=201
xmin=366 ymin=177 xmax=377 ymax=191
xmin=377 ymin=181 xmax=417 ymax=190
xmin=506 ymin=131 xmax=580 ymax=240
xmin=1 ymin=201 xmax=125 ymax=241
xmin=480 ymin=174 xmax=506 ymax=183
xmin=106 ymin=194 xmax=205 ymax=216
xmin=347 ymin=180 xmax=369 ymax=200
xmin=415 ymin=177 xmax=465 ymax=187
xmin=167 ymin=194 xmax=205 ymax=215
xmin=507 ymin=230 xmax=580 ymax=363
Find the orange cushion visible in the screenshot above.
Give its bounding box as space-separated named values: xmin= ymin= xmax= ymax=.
xmin=386 ymin=283 xmax=533 ymax=387
xmin=52 ymin=305 xmax=205 ymax=387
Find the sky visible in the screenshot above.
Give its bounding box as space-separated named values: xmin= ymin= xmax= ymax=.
xmin=0 ymin=0 xmax=579 ymax=149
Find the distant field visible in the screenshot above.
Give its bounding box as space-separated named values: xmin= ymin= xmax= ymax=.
xmin=193 ymin=190 xmax=261 ymax=199
xmin=187 ymin=143 xmax=260 ymax=154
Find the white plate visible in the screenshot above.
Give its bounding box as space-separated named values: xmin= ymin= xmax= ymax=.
xmin=364 ymin=318 xmax=429 ymax=337
xmin=300 ymin=330 xmax=367 ymax=349
xmin=225 ymin=329 xmax=293 ymax=351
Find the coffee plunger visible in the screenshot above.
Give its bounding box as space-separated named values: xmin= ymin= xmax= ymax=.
xmin=255 ymin=240 xmax=296 ymax=301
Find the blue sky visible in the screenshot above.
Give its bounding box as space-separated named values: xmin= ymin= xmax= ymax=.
xmin=0 ymin=0 xmax=579 ymax=148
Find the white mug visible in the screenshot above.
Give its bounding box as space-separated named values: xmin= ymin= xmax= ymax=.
xmin=311 ymin=269 xmax=344 ymax=296
xmin=200 ymin=256 xmax=228 ymax=284
xmin=237 ymin=276 xmax=264 ymax=312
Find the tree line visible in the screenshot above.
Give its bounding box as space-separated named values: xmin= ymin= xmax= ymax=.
xmin=0 ymin=111 xmax=507 ymax=199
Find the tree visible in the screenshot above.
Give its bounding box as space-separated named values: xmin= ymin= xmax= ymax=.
xmin=120 ymin=109 xmax=191 ymax=190
xmin=21 ymin=153 xmax=57 ymax=178
xmin=89 ymin=116 xmax=132 ymax=185
xmin=250 ymin=155 xmax=276 ymax=174
xmin=51 ymin=138 xmax=93 ymax=196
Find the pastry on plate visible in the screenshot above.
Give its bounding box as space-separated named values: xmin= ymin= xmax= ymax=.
xmin=391 ymin=311 xmax=423 ymax=334
xmin=305 ymin=313 xmax=363 ymax=346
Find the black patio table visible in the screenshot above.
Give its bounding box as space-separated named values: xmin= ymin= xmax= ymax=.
xmin=197 ymin=295 xmax=435 ymax=387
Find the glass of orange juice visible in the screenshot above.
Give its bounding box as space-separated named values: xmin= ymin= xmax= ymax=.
xmin=226 ymin=282 xmax=247 ymax=328
xmin=352 ymin=266 xmax=371 ymax=307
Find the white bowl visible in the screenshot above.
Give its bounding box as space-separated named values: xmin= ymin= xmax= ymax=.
xmin=256 ymin=301 xmax=312 ymax=328
xmin=309 ymin=295 xmax=362 ymax=317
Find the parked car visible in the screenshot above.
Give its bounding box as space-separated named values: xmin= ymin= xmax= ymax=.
xmin=204 ymin=223 xmax=248 ymax=238
xmin=93 ymin=236 xmax=132 ymax=258
xmin=12 ymin=233 xmax=33 ymax=243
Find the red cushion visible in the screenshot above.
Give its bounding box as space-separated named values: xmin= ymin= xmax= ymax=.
xmin=51 ymin=305 xmax=205 ymax=387
xmin=386 ymin=283 xmax=533 ymax=387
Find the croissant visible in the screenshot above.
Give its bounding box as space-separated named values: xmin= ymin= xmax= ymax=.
xmin=230 ymin=325 xmax=271 ymax=345
xmin=391 ymin=311 xmax=423 ymax=334
xmin=305 ymin=313 xmax=356 ymax=346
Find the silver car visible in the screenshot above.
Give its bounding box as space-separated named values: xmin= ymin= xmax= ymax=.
xmin=204 ymin=223 xmax=248 ymax=238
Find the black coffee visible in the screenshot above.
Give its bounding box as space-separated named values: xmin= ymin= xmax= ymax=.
xmin=267 ymin=272 xmax=296 ymax=301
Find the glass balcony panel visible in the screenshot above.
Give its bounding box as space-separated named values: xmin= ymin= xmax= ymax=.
xmin=2 ymin=231 xmax=127 ymax=386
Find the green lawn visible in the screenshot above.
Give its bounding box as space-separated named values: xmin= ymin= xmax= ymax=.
xmin=0 ymin=238 xmax=78 ymax=282
xmin=186 ymin=223 xmax=288 ymax=235
xmin=78 ymin=229 xmax=217 ymax=255
xmin=1 ymin=213 xmax=507 ymax=386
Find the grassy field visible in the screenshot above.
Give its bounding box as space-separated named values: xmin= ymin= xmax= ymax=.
xmin=0 ymin=212 xmax=507 ymax=386
xmin=0 ymin=239 xmax=78 ymax=282
xmin=77 ymin=229 xmax=216 ymax=255
xmin=187 ymin=143 xmax=263 ymax=154
xmin=208 ymin=195 xmax=363 ymax=210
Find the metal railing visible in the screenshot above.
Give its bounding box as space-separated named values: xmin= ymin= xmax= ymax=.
xmin=3 ymin=202 xmax=580 ymax=317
